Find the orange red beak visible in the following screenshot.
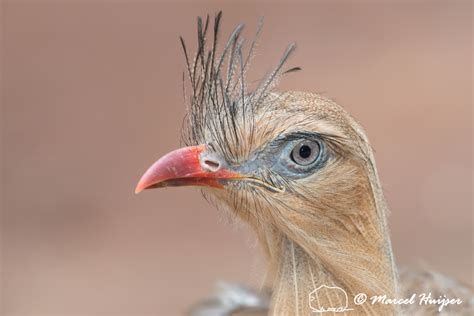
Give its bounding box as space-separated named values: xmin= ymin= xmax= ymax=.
xmin=135 ymin=145 xmax=242 ymax=194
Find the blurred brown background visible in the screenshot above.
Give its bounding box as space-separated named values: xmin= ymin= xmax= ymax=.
xmin=1 ymin=1 xmax=472 ymax=315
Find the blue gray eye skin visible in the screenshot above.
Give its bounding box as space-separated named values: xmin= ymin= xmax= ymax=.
xmin=290 ymin=140 xmax=320 ymax=166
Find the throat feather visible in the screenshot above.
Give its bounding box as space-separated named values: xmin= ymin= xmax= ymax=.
xmin=255 ymin=177 xmax=400 ymax=316
xmin=269 ymin=236 xmax=397 ymax=315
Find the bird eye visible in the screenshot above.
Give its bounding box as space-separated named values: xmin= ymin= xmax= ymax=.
xmin=266 ymin=134 xmax=326 ymax=178
xmin=290 ymin=140 xmax=320 ymax=166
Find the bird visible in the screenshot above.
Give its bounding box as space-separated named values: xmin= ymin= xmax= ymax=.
xmin=135 ymin=12 xmax=473 ymax=316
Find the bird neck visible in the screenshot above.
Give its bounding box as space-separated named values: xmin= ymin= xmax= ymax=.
xmin=268 ymin=236 xmax=397 ymax=315
xmin=256 ymin=175 xmax=399 ymax=315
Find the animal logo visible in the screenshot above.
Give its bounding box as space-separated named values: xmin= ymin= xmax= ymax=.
xmin=309 ymin=285 xmax=353 ymax=313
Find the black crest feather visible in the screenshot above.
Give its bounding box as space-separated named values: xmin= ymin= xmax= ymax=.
xmin=180 ymin=11 xmax=299 ymax=162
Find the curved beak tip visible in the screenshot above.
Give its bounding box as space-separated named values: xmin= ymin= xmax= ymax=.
xmin=134 ymin=185 xmax=144 ymax=194
xmin=134 ymin=174 xmax=154 ymax=194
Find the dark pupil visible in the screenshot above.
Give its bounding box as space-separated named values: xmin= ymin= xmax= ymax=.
xmin=299 ymin=145 xmax=311 ymax=159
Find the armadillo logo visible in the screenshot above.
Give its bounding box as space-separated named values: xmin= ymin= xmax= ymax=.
xmin=309 ymin=285 xmax=353 ymax=313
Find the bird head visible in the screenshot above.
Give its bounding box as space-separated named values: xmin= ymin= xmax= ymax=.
xmin=136 ymin=12 xmax=397 ymax=313
xmin=136 ymin=89 xmax=376 ymax=239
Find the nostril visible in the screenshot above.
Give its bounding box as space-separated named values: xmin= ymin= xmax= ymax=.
xmin=201 ymin=155 xmax=221 ymax=172
xmin=204 ymin=159 xmax=220 ymax=169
